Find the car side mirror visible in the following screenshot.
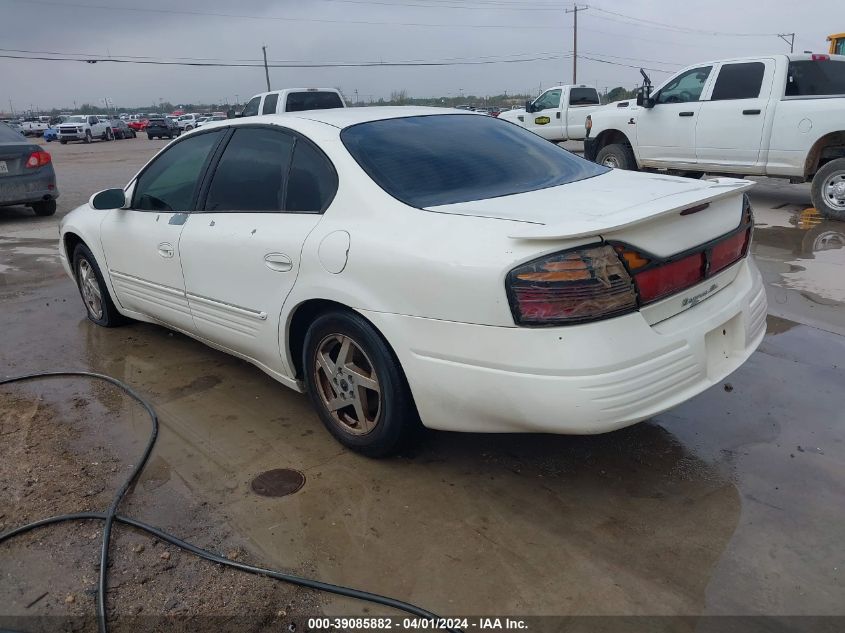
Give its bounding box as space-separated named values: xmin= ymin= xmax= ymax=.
xmin=90 ymin=188 xmax=127 ymax=210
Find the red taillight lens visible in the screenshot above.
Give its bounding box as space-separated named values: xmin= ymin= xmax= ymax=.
xmin=634 ymin=252 xmax=705 ymax=304
xmin=507 ymin=244 xmax=637 ymax=325
xmin=25 ymin=151 xmax=51 ymax=169
xmin=710 ymin=229 xmax=750 ymax=274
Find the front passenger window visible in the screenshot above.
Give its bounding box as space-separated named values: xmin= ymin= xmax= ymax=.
xmin=132 ymin=130 xmax=224 ymax=212
xmin=657 ymin=66 xmax=712 ymax=104
xmin=241 ymin=96 xmax=261 ymax=118
xmin=532 ymin=89 xmax=562 ymax=111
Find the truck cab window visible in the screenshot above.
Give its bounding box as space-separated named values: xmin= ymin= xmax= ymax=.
xmin=657 ymin=66 xmax=712 ymax=104
xmin=569 ymin=88 xmax=600 ymax=106
xmin=711 ymin=63 xmax=765 ymax=100
xmin=262 ymin=93 xmax=279 ymax=115
xmin=532 ymin=89 xmax=562 ymax=111
xmin=241 ymin=96 xmax=261 ymax=118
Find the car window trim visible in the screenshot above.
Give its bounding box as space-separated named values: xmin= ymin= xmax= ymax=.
xmin=128 ymin=128 xmax=228 ymax=212
xmin=194 ymin=122 xmax=338 ymax=215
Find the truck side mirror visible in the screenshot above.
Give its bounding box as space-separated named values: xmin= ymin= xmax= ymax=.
xmin=524 ymin=99 xmax=533 ymax=113
xmin=636 ymin=92 xmax=656 ymax=109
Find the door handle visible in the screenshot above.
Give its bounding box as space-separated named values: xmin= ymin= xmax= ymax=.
xmin=264 ymin=253 xmax=293 ymax=272
xmin=743 ymin=109 xmax=761 ymax=115
xmin=157 ymin=242 xmax=174 ymax=258
xmin=679 ymin=111 xmax=694 ymax=117
xmin=556 ymin=112 xmax=561 ymax=119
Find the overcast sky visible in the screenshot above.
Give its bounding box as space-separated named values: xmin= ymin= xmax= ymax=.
xmin=0 ymin=0 xmax=838 ymax=111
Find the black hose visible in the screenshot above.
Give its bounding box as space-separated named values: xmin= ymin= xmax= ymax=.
xmin=0 ymin=372 xmax=458 ymax=632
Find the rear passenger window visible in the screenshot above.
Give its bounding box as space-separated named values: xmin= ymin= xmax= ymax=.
xmin=711 ymin=62 xmax=765 ymax=100
xmin=241 ymin=96 xmax=261 ymax=118
xmin=569 ymin=88 xmax=600 ymax=106
xmin=285 ymin=92 xmax=344 ymax=112
xmin=262 ymin=93 xmax=279 ymax=115
xmin=786 ymin=60 xmax=845 ymax=96
xmin=205 ymin=128 xmax=294 ymax=212
xmin=286 ymin=140 xmax=338 ymax=212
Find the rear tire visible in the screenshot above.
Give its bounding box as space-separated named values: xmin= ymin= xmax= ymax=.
xmin=32 ymin=200 xmax=56 ymax=216
xmin=812 ymin=158 xmax=845 ymax=222
xmin=596 ymin=143 xmax=637 ymax=170
xmin=72 ymin=244 xmax=126 ymax=328
xmin=303 ymin=310 xmax=421 ymax=457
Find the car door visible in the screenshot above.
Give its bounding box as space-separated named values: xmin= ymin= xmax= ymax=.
xmin=179 ymin=125 xmax=337 ymax=376
xmin=695 ymin=60 xmax=774 ymax=169
xmin=635 ymin=65 xmax=713 ymax=165
xmin=99 ymin=129 xmax=226 ymax=332
xmin=525 ymin=88 xmax=565 ymax=141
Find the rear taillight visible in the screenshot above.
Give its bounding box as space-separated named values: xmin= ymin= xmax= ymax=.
xmin=25 ymin=151 xmax=51 ymax=169
xmin=507 ymin=244 xmax=637 ymax=325
xmin=507 ymin=196 xmax=754 ymax=325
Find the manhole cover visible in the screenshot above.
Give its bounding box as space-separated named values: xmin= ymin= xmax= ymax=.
xmin=250 ymin=468 xmax=306 ymax=497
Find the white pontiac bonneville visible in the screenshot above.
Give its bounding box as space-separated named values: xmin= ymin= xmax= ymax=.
xmin=59 ymin=107 xmax=767 ymax=456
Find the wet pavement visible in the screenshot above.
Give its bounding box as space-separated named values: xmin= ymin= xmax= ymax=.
xmin=1 ymin=139 xmax=844 ymax=624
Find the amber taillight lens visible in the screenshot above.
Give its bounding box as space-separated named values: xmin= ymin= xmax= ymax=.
xmin=506 ymin=244 xmax=638 ymax=325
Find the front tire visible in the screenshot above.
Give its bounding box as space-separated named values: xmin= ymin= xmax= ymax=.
xmin=60 ymin=139 xmax=67 ymax=145
xmin=303 ymin=311 xmax=420 ymax=457
xmin=83 ymin=130 xmax=92 ymax=144
xmin=596 ymin=143 xmax=637 ymax=171
xmin=812 ymin=158 xmax=845 ymax=222
xmin=32 ymin=200 xmax=56 ymax=216
xmin=72 ymin=244 xmax=126 ymax=327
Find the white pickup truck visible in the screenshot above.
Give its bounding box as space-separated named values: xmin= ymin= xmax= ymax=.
xmin=584 ymin=53 xmax=845 ymax=220
xmin=239 ymin=88 xmax=346 ymax=117
xmin=19 ymin=117 xmax=50 ymax=137
xmin=57 ymin=114 xmax=113 ymax=144
xmin=498 ymin=85 xmax=602 ymax=142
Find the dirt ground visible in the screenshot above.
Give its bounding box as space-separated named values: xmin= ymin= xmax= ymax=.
xmin=1 ymin=135 xmax=845 ymax=631
xmin=0 ymin=381 xmax=321 ymax=632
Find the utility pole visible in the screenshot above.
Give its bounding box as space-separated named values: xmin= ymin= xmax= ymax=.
xmin=777 ymin=33 xmax=795 ymax=53
xmin=262 ymin=45 xmax=271 ymax=91
xmin=565 ymin=4 xmax=589 ymax=84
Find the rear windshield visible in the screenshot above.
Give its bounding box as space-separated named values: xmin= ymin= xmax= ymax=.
xmin=0 ymin=122 xmax=24 ymax=141
xmin=786 ymin=60 xmax=845 ymax=96
xmin=569 ymin=88 xmax=600 ymax=105
xmin=285 ymin=92 xmax=344 ymax=112
xmin=341 ymin=114 xmax=607 ymax=208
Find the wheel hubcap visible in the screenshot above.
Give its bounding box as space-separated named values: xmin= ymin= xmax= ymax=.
xmin=602 ymin=156 xmax=620 ymax=168
xmin=78 ymin=259 xmax=103 ymax=319
xmin=314 ymin=334 xmax=381 ymax=435
xmin=823 ymin=171 xmax=845 ymax=211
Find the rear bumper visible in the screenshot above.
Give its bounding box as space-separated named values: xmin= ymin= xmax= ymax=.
xmin=583 ymin=137 xmax=599 ymax=162
xmin=361 ymin=257 xmax=766 ymax=434
xmin=0 ymin=169 xmax=59 ymax=206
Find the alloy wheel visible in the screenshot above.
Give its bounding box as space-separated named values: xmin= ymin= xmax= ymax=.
xmin=78 ymin=259 xmax=103 ymax=320
xmin=823 ymin=170 xmax=845 ymax=211
xmin=313 ymin=334 xmax=381 ymax=435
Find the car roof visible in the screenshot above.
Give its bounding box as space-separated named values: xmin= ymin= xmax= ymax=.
xmin=250 ymin=106 xmax=467 ymax=130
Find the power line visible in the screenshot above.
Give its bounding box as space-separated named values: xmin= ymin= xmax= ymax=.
xmin=318 ymin=0 xmax=562 ymax=10
xmin=586 ymin=4 xmax=781 ymax=37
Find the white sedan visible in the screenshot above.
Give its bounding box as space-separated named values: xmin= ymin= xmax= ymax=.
xmin=59 ymin=107 xmax=767 ymax=456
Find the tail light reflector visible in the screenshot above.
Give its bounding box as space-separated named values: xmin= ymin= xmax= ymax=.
xmin=25 ymin=151 xmax=51 ymax=168
xmin=507 ymin=244 xmax=637 ymax=325
xmin=633 ymin=252 xmax=705 ymax=304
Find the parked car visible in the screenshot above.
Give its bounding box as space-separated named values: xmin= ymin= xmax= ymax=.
xmin=176 ymin=114 xmax=200 ymax=130
xmin=196 ymin=115 xmax=226 ymax=128
xmin=584 ymin=53 xmax=845 ymax=220
xmin=239 ymin=88 xmax=346 ymax=118
xmin=59 ymin=108 xmax=765 ymax=456
xmin=110 ymin=119 xmax=136 ymax=139
xmin=43 ymin=125 xmax=59 ymax=142
xmin=1 ymin=120 xmax=25 ymax=136
xmin=58 ymin=115 xmax=113 ymax=144
xmin=127 ymin=115 xmax=148 ymax=132
xmin=498 ymin=85 xmax=602 ymax=142
xmin=145 ymin=116 xmax=181 ymax=139
xmin=0 ymin=121 xmax=58 ymax=216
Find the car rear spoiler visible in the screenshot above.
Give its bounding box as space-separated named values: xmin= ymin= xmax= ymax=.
xmin=508 ymin=178 xmax=754 ymax=240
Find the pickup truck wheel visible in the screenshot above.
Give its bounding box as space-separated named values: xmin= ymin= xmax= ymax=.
xmin=812 ymin=158 xmax=845 ymax=221
xmin=60 ymin=139 xmax=67 ymax=145
xmin=32 ymin=200 xmax=57 ymax=217
xmin=83 ymin=131 xmax=92 ymax=144
xmin=596 ymin=143 xmax=637 ymax=171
